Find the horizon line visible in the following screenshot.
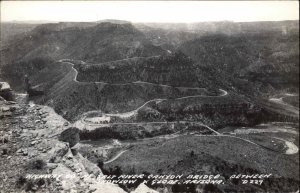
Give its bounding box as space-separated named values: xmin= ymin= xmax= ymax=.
xmin=2 ymin=19 xmax=299 ymax=24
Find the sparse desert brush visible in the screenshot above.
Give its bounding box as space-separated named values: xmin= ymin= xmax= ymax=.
xmin=25 ymin=181 xmax=35 ymax=191
xmin=16 ymin=174 xmax=35 ymax=191
xmin=16 ymin=173 xmax=51 ymax=191
xmin=25 ymin=159 xmax=46 ymax=170
xmin=16 ymin=175 xmax=27 ymax=187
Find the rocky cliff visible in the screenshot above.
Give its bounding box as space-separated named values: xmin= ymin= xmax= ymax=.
xmin=0 ymin=92 xmax=157 ymax=192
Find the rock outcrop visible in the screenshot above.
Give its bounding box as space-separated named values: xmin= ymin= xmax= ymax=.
xmin=59 ymin=127 xmax=80 ymax=148
xmin=0 ymin=93 xmax=158 ymax=193
xmin=0 ymin=82 xmax=14 ymax=101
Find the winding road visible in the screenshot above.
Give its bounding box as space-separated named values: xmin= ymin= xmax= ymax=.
xmin=59 ymin=59 xmax=225 ymax=92
xmin=272 ymin=137 xmax=299 ymax=155
xmin=102 ymin=88 xmax=227 ymax=119
xmin=57 ymin=58 xmax=298 ymax=164
xmin=104 ymin=150 xmax=128 ymax=164
xmin=269 ymin=95 xmax=299 ymax=116
xmin=103 ymin=125 xmax=299 ymax=165
xmin=88 ymin=87 xmax=227 ymax=120
xmin=58 ymin=58 xmax=229 ymax=122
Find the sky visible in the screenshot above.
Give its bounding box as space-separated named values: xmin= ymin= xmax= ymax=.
xmin=1 ymin=1 xmax=299 ymax=23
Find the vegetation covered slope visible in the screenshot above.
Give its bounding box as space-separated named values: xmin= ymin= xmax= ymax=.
xmin=179 ymin=31 xmax=299 ymax=96
xmin=76 ymin=52 xmax=201 ymax=87
xmin=1 ymin=22 xmax=166 ymax=67
xmin=0 ymin=22 xmax=166 ymax=91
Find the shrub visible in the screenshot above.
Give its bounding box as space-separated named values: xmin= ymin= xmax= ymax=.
xmin=16 ymin=175 xmax=27 ymax=187
xmin=25 ymin=181 xmax=34 ymax=191
xmin=26 ymin=159 xmax=46 ymax=170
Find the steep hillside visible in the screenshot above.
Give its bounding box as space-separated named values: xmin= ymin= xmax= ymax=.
xmin=34 ymin=65 xmax=213 ymax=122
xmin=0 ymin=22 xmax=167 ymax=92
xmin=0 ymin=57 xmax=57 ymax=91
xmin=179 ymin=31 xmax=299 ymax=96
xmin=25 ymin=52 xmax=235 ymax=122
xmin=1 ymin=22 xmax=166 ymax=66
xmin=7 ymin=56 xmax=212 ymax=122
xmin=76 ymin=52 xmax=201 ymax=87
xmin=0 ymin=22 xmax=39 ymax=47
